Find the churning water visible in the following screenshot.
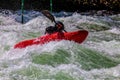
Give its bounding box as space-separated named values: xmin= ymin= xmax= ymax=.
xmin=0 ymin=10 xmax=120 ymax=80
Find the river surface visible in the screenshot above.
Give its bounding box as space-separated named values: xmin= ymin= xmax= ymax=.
xmin=0 ymin=10 xmax=120 ymax=80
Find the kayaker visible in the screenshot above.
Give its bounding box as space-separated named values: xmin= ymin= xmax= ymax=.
xmin=45 ymin=21 xmax=67 ymax=34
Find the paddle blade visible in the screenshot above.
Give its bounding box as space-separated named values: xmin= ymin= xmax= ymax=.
xmin=41 ymin=10 xmax=56 ymax=23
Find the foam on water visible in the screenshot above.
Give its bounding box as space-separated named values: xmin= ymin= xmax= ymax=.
xmin=0 ymin=11 xmax=120 ymax=80
xmin=84 ymin=27 xmax=120 ymax=57
xmin=0 ymin=40 xmax=120 ymax=80
xmin=84 ymin=40 xmax=120 ymax=57
xmin=108 ymin=28 xmax=120 ymax=34
xmin=0 ymin=16 xmax=20 ymax=26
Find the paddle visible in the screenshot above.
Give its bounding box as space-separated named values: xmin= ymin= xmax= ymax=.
xmin=41 ymin=10 xmax=56 ymax=23
xmin=41 ymin=10 xmax=67 ymax=32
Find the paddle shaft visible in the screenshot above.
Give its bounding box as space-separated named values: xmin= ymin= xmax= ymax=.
xmin=21 ymin=0 xmax=24 ymax=24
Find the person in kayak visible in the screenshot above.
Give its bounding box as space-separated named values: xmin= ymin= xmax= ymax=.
xmin=45 ymin=21 xmax=67 ymax=34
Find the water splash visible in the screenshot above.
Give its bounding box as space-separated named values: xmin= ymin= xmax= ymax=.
xmin=0 ymin=10 xmax=120 ymax=80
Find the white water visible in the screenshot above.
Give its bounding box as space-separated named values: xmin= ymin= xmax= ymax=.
xmin=0 ymin=10 xmax=120 ymax=80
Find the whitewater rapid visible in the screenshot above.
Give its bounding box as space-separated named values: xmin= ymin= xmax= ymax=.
xmin=0 ymin=10 xmax=120 ymax=80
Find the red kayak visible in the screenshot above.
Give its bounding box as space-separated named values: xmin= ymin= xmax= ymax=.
xmin=14 ymin=30 xmax=88 ymax=49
